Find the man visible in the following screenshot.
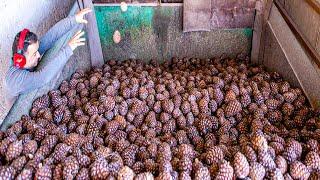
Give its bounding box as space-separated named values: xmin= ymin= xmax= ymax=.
xmin=4 ymin=8 xmax=92 ymax=108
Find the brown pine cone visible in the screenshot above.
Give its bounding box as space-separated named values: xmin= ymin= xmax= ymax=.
xmin=215 ymin=160 xmax=233 ymax=180
xmin=76 ymin=168 xmax=90 ymax=180
xmin=233 ymin=152 xmax=250 ymax=179
xmin=283 ymin=139 xmax=302 ymax=163
xmin=268 ymin=168 xmax=284 ymax=180
xmin=90 ymin=158 xmax=110 ymax=180
xmin=194 ymin=166 xmax=211 ymax=180
xmin=6 ymin=140 xmax=23 ymax=162
xmin=269 ymin=142 xmax=285 ymax=155
xmin=16 ymin=167 xmax=33 ymax=180
xmin=258 ymin=150 xmax=276 ymax=171
xmin=224 ymin=100 xmax=242 ymax=117
xmin=10 ymin=156 xmax=27 ymax=173
xmin=305 ymin=151 xmax=320 ymax=172
xmin=251 ymin=131 xmax=268 ymax=152
xmin=118 ymin=166 xmax=135 ymax=180
xmin=265 ymin=98 xmax=279 ymax=110
xmin=204 ymin=146 xmax=224 ymax=165
xmin=32 ymin=95 xmax=50 ymax=109
xmin=290 ymin=161 xmax=310 ymax=180
xmin=249 ymin=162 xmax=266 ymax=180
xmin=35 ymin=164 xmax=52 ymax=180
xmin=275 ymin=155 xmax=288 ymax=174
xmin=134 ymin=172 xmax=154 ymax=180
xmin=63 ymin=156 xmax=79 ymax=179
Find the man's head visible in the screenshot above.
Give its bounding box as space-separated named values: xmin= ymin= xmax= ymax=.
xmin=12 ymin=30 xmax=40 ymax=69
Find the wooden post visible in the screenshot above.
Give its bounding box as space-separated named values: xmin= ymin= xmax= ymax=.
xmin=83 ymin=0 xmax=104 ymax=67
xmin=251 ymin=0 xmax=273 ymax=64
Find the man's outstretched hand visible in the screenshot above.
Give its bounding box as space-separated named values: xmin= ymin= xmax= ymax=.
xmin=68 ymin=30 xmax=86 ymax=51
xmin=75 ymin=8 xmax=92 ymax=24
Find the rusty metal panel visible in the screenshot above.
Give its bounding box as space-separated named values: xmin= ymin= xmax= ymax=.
xmin=162 ymin=0 xmax=183 ymax=2
xmin=183 ymin=0 xmax=211 ymax=31
xmin=184 ymin=0 xmax=257 ymax=31
xmin=93 ymin=0 xmax=158 ymax=3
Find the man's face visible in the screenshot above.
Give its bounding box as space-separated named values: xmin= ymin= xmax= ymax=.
xmin=24 ymin=41 xmax=40 ymax=69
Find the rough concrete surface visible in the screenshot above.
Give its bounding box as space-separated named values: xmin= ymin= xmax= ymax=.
xmin=0 ymin=0 xmax=78 ymax=123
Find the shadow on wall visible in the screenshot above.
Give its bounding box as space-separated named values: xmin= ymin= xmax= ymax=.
xmin=0 ymin=0 xmax=75 ymax=123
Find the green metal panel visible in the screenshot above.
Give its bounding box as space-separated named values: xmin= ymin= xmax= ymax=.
xmin=94 ymin=5 xmax=252 ymax=62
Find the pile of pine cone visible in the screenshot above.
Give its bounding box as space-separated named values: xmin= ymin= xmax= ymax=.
xmin=0 ymin=57 xmax=319 ymax=179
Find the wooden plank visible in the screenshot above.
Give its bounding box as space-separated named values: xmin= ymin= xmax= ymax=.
xmin=282 ymin=0 xmax=320 ymax=56
xmin=83 ymin=0 xmax=104 ymax=67
xmin=275 ymin=0 xmax=320 ymax=68
xmin=305 ymin=0 xmax=320 ymax=15
xmin=250 ymin=0 xmax=272 ymax=64
xmin=267 ymin=3 xmax=320 ymax=108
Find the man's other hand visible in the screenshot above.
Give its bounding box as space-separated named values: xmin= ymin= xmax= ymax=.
xmin=75 ymin=8 xmax=92 ymax=24
xmin=68 ymin=30 xmax=86 ymax=51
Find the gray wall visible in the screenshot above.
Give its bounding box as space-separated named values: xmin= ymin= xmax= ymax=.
xmin=0 ymin=0 xmax=82 ymax=122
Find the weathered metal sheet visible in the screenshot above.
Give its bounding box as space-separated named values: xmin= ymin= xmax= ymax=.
xmin=183 ymin=0 xmax=257 ymax=32
xmin=94 ymin=5 xmax=252 ymax=62
xmin=183 ymin=0 xmax=211 ymax=32
xmin=93 ymin=0 xmax=158 ymax=3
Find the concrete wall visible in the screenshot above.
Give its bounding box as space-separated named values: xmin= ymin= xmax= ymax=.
xmin=0 ymin=0 xmax=76 ymax=122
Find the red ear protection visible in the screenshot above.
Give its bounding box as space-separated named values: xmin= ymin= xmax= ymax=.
xmin=13 ymin=29 xmax=29 ymax=68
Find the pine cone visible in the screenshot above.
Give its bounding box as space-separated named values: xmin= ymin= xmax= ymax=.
xmin=258 ymin=150 xmax=276 ymax=171
xmin=305 ymin=151 xmax=320 ymax=172
xmin=10 ymin=156 xmax=27 ymax=173
xmin=178 ymin=157 xmax=192 ymax=172
xmin=6 ymin=140 xmax=23 ymax=162
xmin=268 ymin=168 xmax=284 ymax=180
xmin=215 ymin=160 xmax=233 ymax=180
xmin=52 ymin=164 xmax=63 ymax=180
xmin=90 ymin=158 xmax=110 ymax=180
xmin=249 ymin=162 xmax=266 ymax=180
xmin=204 ymin=146 xmax=224 ymax=165
xmin=63 ymin=156 xmax=79 ymax=180
xmin=275 ymin=155 xmax=288 ymax=174
xmin=35 ymin=164 xmax=52 ymax=180
xmin=283 ymin=139 xmax=302 ymax=163
xmin=233 ymin=152 xmax=249 ymax=178
xmin=41 ymin=135 xmax=58 ymax=150
xmin=32 ymin=95 xmax=50 ymax=109
xmin=51 ymin=143 xmax=72 ymax=163
xmin=224 ymin=100 xmax=242 ymax=117
xmin=76 ymin=168 xmax=90 ymax=180
xmin=134 ymin=172 xmax=154 ymax=180
xmin=290 ymin=161 xmax=310 ymax=180
xmin=0 ymin=166 xmax=16 ymax=180
xmin=118 ymin=166 xmax=135 ymax=180
xmin=16 ymin=167 xmax=33 ymax=180
xmin=23 ymin=140 xmax=38 ymax=156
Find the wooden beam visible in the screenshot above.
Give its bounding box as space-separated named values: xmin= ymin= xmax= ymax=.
xmin=305 ymin=0 xmax=320 ymax=15
xmin=274 ymin=0 xmax=320 ymax=68
xmin=83 ymin=0 xmax=105 ymax=67
xmin=250 ymin=0 xmax=273 ymax=64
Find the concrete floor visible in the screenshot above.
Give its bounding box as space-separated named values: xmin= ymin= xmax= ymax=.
xmin=0 ymin=0 xmax=74 ymax=123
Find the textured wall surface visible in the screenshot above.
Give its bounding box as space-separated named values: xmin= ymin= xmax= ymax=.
xmin=96 ymin=6 xmax=252 ymax=62
xmin=0 ymin=0 xmax=85 ymax=122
